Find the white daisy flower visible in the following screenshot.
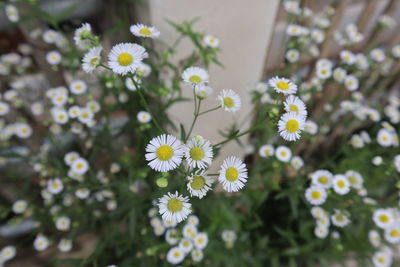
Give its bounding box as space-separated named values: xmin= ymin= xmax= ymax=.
xmin=51 ymin=93 xmax=68 ymax=107
xmin=384 ymin=225 xmax=400 ymax=244
xmin=370 ymin=48 xmax=386 ymax=63
xmin=187 ymin=171 xmax=213 ymax=199
xmin=145 ymin=134 xmax=184 ymax=172
xmin=12 ymin=200 xmax=27 ymax=214
xmin=314 ymin=225 xmax=329 ymax=239
xmin=285 ymin=49 xmax=300 ymax=63
xmin=332 ymin=174 xmax=350 ymax=195
xmin=377 ymin=129 xmax=393 ymax=147
xmin=179 ymin=238 xmax=193 ymax=253
xmin=372 ymin=251 xmax=392 ymax=267
xmin=311 ymin=29 xmax=325 ymax=43
xmin=5 ymin=5 xmax=19 ymax=22
xmin=275 ymin=145 xmax=292 ymax=162
xmin=71 ymin=157 xmax=89 ymax=175
xmin=108 ymin=43 xmax=148 ymax=75
xmin=203 ymin=34 xmax=220 ymax=48
xmin=195 ymin=84 xmax=213 ymax=99
xmin=182 ymin=224 xmax=198 ymax=239
xmin=64 ymin=151 xmax=79 ymax=165
xmin=0 ymin=102 xmax=10 ymax=116
xmin=137 ymin=111 xmax=151 ymax=123
xmin=278 ymin=112 xmax=305 ymax=141
xmin=284 ymin=95 xmax=307 ymax=118
xmin=55 ymin=216 xmax=71 ymax=231
xmin=187 ymin=215 xmax=199 ymax=226
xmin=259 ymin=144 xmax=274 ymax=158
xmin=373 ymin=209 xmax=394 ymax=229
xmin=46 ymin=50 xmax=62 ymax=65
xmin=82 ymin=46 xmax=102 ymax=73
xmin=345 ymin=170 xmax=363 ymax=190
xmin=331 ymin=210 xmax=351 ymax=227
xmin=33 ymin=235 xmax=49 ymax=251
xmin=52 ymin=108 xmax=69 ymax=124
xmin=218 ymin=156 xmax=248 ymax=192
xmin=194 ymin=232 xmax=208 ymax=249
xmin=184 ymin=136 xmax=213 ymax=169
xmin=47 ymin=178 xmax=64 ymax=194
xmin=344 ymin=75 xmax=359 ymax=91
xmin=75 ymin=188 xmax=90 ymax=199
xmin=268 ymin=76 xmax=297 ymax=95
xmin=182 ymin=66 xmax=209 ymax=85
xmin=74 ymin=23 xmax=92 ymax=50
xmin=217 ymin=89 xmax=241 ymax=112
xmin=130 ymin=23 xmax=160 ymax=38
xmin=15 ymin=123 xmax=32 ymax=138
xmin=290 ymin=156 xmax=304 ymax=170
xmin=333 ymin=67 xmax=347 ymax=83
xmin=369 ymin=230 xmax=381 ymax=247
xmin=86 ymin=100 xmax=100 ymax=113
xmin=372 ymin=156 xmax=383 ymax=166
xmin=0 ymin=245 xmax=16 ymax=262
xmin=311 ymin=170 xmax=333 ymax=189
xmin=311 ymin=207 xmax=327 ymax=218
xmin=136 ymin=63 xmax=151 ymax=77
xmin=31 ymin=102 xmax=44 ymax=115
xmin=78 ymin=108 xmax=94 ymax=124
xmin=305 ymin=185 xmax=327 ymax=205
xmin=158 ymin=191 xmax=191 ymax=224
xmin=305 ymin=120 xmax=318 ymax=135
xmin=316 ymin=66 xmax=332 ymax=80
xmin=191 ymin=249 xmax=204 ymax=262
xmin=286 ymin=24 xmax=307 ymax=36
xmin=69 ymin=80 xmax=87 ymax=95
xmin=166 ymin=229 xmax=180 ymax=245
xmin=166 ymin=246 xmax=185 ymax=265
xmin=340 ymin=50 xmax=356 ymax=64
xmin=58 ymin=238 xmax=72 ymax=252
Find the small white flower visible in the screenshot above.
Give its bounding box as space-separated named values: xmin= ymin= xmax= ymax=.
xmin=5 ymin=5 xmax=19 ymax=22
xmin=68 ymin=106 xmax=81 ymax=118
xmin=290 ymin=156 xmax=304 ymax=170
xmin=58 ymin=238 xmax=72 ymax=252
xmin=372 ymin=251 xmax=392 ymax=267
xmin=370 ymin=48 xmax=386 ymax=63
xmin=158 ymin=191 xmax=191 ymax=224
xmin=179 ymin=238 xmax=193 ymax=253
xmin=46 ymin=50 xmax=62 ymax=65
xmin=268 ymin=76 xmax=297 ymax=95
xmin=82 ymin=46 xmax=102 ymax=73
xmin=187 ymin=171 xmax=213 ymax=199
xmin=33 ymin=235 xmax=49 ymax=251
xmin=344 ymin=75 xmax=359 ymax=91
xmin=78 ymin=108 xmax=94 ymax=124
xmin=218 ymin=156 xmax=248 ymax=192
xmin=333 ymin=67 xmax=347 ymax=83
xmin=74 ymin=23 xmax=92 ymax=50
xmin=15 ymin=123 xmax=32 ymax=138
xmin=332 ymin=174 xmax=350 ymax=195
xmin=311 ymin=170 xmax=333 ymax=189
xmin=285 ymin=49 xmax=300 ymax=63
xmin=71 ymin=157 xmax=89 ymax=175
xmin=52 ymin=108 xmax=69 ymax=124
xmin=369 ymin=230 xmax=381 ymax=247
xmin=108 ymin=43 xmax=148 ymax=75
xmin=12 ymin=200 xmax=27 ymax=214
xmin=258 ymin=144 xmax=274 ymax=158
xmin=137 ymin=111 xmax=151 ymax=123
xmin=278 ymin=112 xmax=305 ymax=141
xmin=314 ymin=225 xmax=329 ymax=239
xmin=305 ymin=186 xmax=327 ymax=205
xmin=275 ymin=146 xmax=292 ymax=162
xmin=55 ymin=216 xmax=71 ymax=231
xmin=130 ymin=23 xmax=160 ymax=38
xmin=217 ymin=89 xmax=241 ymax=112
xmin=69 ymin=80 xmax=87 ymax=95
xmin=203 ymin=34 xmax=220 ymax=48
xmin=331 ymin=210 xmax=351 ymax=227
xmin=340 ymin=50 xmax=356 ymax=65
xmin=184 ymin=136 xmax=213 ymax=169
xmin=166 ymin=246 xmax=185 ymax=265
xmin=0 ymin=245 xmax=16 ymax=261
xmin=47 ymin=178 xmax=64 ymax=194
xmin=377 ymin=129 xmax=393 ymax=147
xmin=373 ymin=209 xmax=394 ymax=229
xmin=384 ymin=225 xmax=400 ymax=244
xmin=145 ymin=134 xmax=184 ymax=172
xmin=195 ymin=84 xmax=213 ymax=99
xmin=191 ymin=248 xmax=204 ymax=262
xmin=0 ymin=102 xmax=10 ymax=116
xmin=284 ymin=95 xmax=307 ymax=118
xmin=75 ymin=188 xmax=90 ymax=199
xmin=345 ymin=170 xmax=363 ymax=190
xmin=182 ymin=66 xmax=209 ymax=85
xmin=194 ymin=232 xmax=208 ymax=249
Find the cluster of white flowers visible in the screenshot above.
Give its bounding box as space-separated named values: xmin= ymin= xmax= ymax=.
xmin=148 ymin=208 xmax=208 ymax=265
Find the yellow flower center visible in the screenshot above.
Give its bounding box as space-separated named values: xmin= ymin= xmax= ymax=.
xmin=139 ymin=27 xmax=152 ymax=36
xmin=276 ymin=81 xmax=289 ymax=91
xmin=379 ymin=214 xmax=389 ymax=223
xmin=378 ymin=257 xmax=386 ymax=263
xmin=223 ymin=97 xmax=234 ymax=108
xmin=198 ymin=237 xmax=204 ymax=244
xmin=286 ymin=119 xmax=299 ymax=133
xmin=318 ymin=176 xmax=328 ymax=184
xmin=173 ymin=251 xmax=181 ymax=258
xmin=337 ymin=180 xmax=346 ymax=189
xmin=189 ymin=146 xmax=205 ymax=161
xmin=189 ymin=75 xmax=202 ymax=84
xmin=156 ymin=145 xmax=174 ymax=161
xmin=226 ymin=167 xmax=239 ymax=182
xmin=289 ymin=104 xmax=299 ymax=112
xmin=117 ymin=52 xmax=133 ymax=66
xmin=76 ymin=163 xmax=83 ymax=169
xmin=167 ymin=198 xmax=183 ymax=212
xmin=321 ymin=69 xmax=327 ymax=75
xmin=348 ymin=176 xmax=356 ymax=184
xmin=90 ymin=57 xmax=99 ymax=66
xmin=311 ymin=191 xmax=321 ymax=199
xmin=280 ymin=151 xmax=287 ymax=156
xmin=191 ymin=175 xmax=205 ymax=190
xmin=336 ymin=214 xmax=344 ymax=222
xmin=390 ymin=229 xmax=400 ymax=237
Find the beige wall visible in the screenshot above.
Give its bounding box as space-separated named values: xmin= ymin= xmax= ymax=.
xmin=138 ymin=0 xmax=279 ymax=168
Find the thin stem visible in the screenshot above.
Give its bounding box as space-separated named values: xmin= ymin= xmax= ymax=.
xmin=185 ymin=88 xmax=201 ymax=141
xmin=198 ymin=105 xmax=221 ymax=116
xmin=131 ymin=77 xmax=165 ymax=134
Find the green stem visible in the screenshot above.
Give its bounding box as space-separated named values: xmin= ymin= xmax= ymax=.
xmin=185 ymin=88 xmax=201 ymax=141
xmin=213 ymin=124 xmax=262 ymax=148
xmin=198 ymin=105 xmax=221 ymax=116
